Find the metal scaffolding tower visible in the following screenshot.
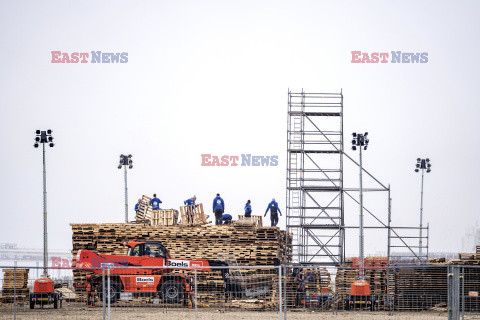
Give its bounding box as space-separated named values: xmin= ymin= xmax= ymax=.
xmin=286 ymin=90 xmax=429 ymax=265
xmin=286 ymin=90 xmax=344 ymax=265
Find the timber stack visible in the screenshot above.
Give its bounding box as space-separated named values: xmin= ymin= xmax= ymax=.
xmin=71 ymin=223 xmax=292 ymax=303
xmin=2 ymin=269 xmax=29 ymax=302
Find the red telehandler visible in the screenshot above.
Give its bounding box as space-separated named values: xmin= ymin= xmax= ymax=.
xmin=75 ymin=240 xmax=233 ymax=306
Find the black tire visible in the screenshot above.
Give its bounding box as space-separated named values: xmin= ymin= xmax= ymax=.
xmin=345 ymin=299 xmax=351 ymax=311
xmin=99 ymin=282 xmax=119 ymax=304
xmin=161 ymin=280 xmax=184 ymax=304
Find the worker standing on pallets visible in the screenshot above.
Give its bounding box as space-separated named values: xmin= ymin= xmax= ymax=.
xmin=264 ymin=198 xmax=281 ymax=227
xmin=184 ymin=195 xmax=197 ymax=223
xmin=244 ymin=200 xmax=252 ymax=218
xmin=135 ymin=198 xmax=142 ymax=213
xmin=212 ymin=193 xmax=225 ymax=225
xmin=149 ymin=194 xmax=162 ymax=210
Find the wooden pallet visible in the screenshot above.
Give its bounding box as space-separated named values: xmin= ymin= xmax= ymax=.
xmin=134 ymin=195 xmax=153 ymax=221
xmin=179 ymin=203 xmax=207 ymax=225
xmin=237 ymin=215 xmax=263 ymax=227
xmin=151 ymin=209 xmax=179 ymax=226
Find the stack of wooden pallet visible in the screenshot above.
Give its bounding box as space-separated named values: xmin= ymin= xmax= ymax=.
xmin=393 ymin=266 xmax=447 ymax=311
xmin=2 ymin=269 xmax=29 ymax=302
xmin=71 ymin=223 xmax=292 ymax=304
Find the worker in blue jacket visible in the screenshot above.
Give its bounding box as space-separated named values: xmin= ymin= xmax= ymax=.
xmin=149 ymin=194 xmax=162 ymax=210
xmin=222 ymin=213 xmax=233 ymax=224
xmin=212 ymin=193 xmax=225 ymax=225
xmin=184 ymin=195 xmax=197 ymax=223
xmin=244 ymin=200 xmax=252 ymax=218
xmin=264 ymin=198 xmax=282 ymax=227
xmin=135 ymin=199 xmax=142 ymax=212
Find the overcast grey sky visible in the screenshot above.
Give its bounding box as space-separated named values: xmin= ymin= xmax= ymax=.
xmin=0 ymin=0 xmax=479 ymax=257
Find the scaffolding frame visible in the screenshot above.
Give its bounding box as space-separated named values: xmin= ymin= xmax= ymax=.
xmin=286 ymin=89 xmax=429 ymax=266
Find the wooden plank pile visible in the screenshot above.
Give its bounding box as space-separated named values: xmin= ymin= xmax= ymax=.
xmin=2 ymin=269 xmax=29 ymax=302
xmin=71 ymin=223 xmax=292 ymax=304
xmin=393 ymin=266 xmax=447 ymax=311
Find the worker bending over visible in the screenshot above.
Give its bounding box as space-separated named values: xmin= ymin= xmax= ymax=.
xmin=244 ymin=200 xmax=252 ymax=218
xmin=149 ymin=194 xmax=162 ymax=210
xmin=212 ymin=193 xmax=225 ymax=225
xmin=264 ymin=198 xmax=282 ymax=227
xmin=184 ymin=195 xmax=197 ymax=223
xmin=222 ymin=213 xmax=233 ymax=224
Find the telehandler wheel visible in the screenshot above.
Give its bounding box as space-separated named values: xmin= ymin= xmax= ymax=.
xmin=161 ymin=281 xmax=184 ymax=304
xmin=99 ymin=282 xmax=120 ymax=304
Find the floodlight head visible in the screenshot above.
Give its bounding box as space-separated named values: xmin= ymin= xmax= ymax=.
xmin=352 ymin=132 xmax=357 ymax=137
xmin=129 ymin=160 xmax=133 ymax=164
xmin=129 ymin=165 xmax=133 ymax=169
xmin=128 ymin=154 xmax=132 ymax=158
xmin=351 ymin=139 xmax=356 ymax=144
xmin=36 ymin=130 xmax=41 ymax=134
xmin=47 ymin=129 xmax=52 ymax=134
xmin=48 ymin=136 xmax=53 ymax=142
xmin=365 ymin=139 xmax=369 ymax=144
xmin=417 ymin=158 xmax=421 ymax=162
xmin=34 ymin=143 xmax=39 ymax=148
xmin=416 ymin=163 xmax=420 ymax=168
xmin=352 ymin=146 xmax=357 ymax=150
xmin=426 ymin=169 xmax=431 ymax=173
xmin=426 ymin=158 xmax=430 ymax=162
xmin=49 ymin=143 xmax=54 ymax=147
xmin=120 ymin=154 xmax=124 ymax=158
xmin=364 ymin=146 xmax=367 ymax=150
xmin=117 ymin=165 xmax=122 ymax=169
xmin=415 ymin=168 xmax=419 ymax=172
xmin=427 ymin=163 xmax=431 ymax=168
xmin=35 ymin=137 xmax=40 ymax=142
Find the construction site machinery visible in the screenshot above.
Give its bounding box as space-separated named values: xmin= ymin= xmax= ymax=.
xmin=345 ymin=280 xmax=376 ymax=310
xmin=75 ymin=240 xmax=231 ymax=306
xmin=29 ymin=278 xmax=62 ymax=309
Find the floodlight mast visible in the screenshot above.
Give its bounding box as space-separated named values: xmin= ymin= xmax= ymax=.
xmin=33 ymin=130 xmax=54 ymax=278
xmin=415 ymin=158 xmax=431 ymax=259
xmin=352 ymin=132 xmax=369 ymax=280
xmin=118 ymin=154 xmax=133 ymax=223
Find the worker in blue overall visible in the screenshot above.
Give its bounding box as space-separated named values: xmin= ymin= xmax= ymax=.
xmin=184 ymin=195 xmax=197 ymax=223
xmin=149 ymin=194 xmax=162 ymax=210
xmin=264 ymin=198 xmax=282 ymax=227
xmin=212 ymin=193 xmax=225 ymax=225
xmin=222 ymin=213 xmax=233 ymax=224
xmin=244 ymin=200 xmax=252 ymax=218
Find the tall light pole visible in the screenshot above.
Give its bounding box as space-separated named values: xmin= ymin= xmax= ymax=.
xmin=415 ymin=158 xmax=431 ymax=259
xmin=352 ymin=132 xmax=369 ymax=279
xmin=118 ymin=154 xmax=133 ymax=223
xmin=34 ymin=130 xmax=54 ymax=277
